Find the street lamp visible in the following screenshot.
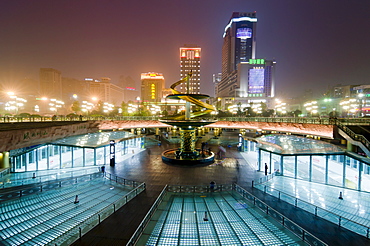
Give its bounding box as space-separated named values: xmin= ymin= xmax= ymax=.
xmin=81 ymin=101 xmax=94 ymax=115
xmin=304 ymin=101 xmax=318 ymax=117
xmin=4 ymin=93 xmax=27 ymax=115
xmin=358 ymin=93 xmax=364 ymax=117
xmin=340 ymin=98 xmax=357 ymax=117
xmin=275 ymin=99 xmax=287 ymax=116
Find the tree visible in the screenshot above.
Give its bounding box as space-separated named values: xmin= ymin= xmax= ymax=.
xmin=71 ymin=101 xmax=81 ymax=114
xmin=293 ymin=109 xmax=302 ymax=117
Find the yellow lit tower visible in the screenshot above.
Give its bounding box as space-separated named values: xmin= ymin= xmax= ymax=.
xmin=180 ymin=45 xmax=201 ymax=94
xmin=140 ymin=72 xmax=165 ymax=102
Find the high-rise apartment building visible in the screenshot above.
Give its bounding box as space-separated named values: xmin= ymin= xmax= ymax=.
xmin=141 ymin=72 xmax=165 ymax=102
xmin=39 ymin=68 xmax=62 ymax=99
xmin=180 ymin=45 xmax=201 ymax=94
xmin=87 ymin=77 xmax=125 ymax=106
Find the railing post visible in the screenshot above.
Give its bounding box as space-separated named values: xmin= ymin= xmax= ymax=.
xmin=278 ymin=191 xmax=280 ymax=200
xmin=295 ymin=198 xmax=297 ymax=207
xmin=251 ymin=180 xmax=254 ymax=188
xmin=315 ymin=207 xmax=317 ymax=216
xmin=79 ymin=227 xmax=82 ymax=239
xmin=367 ymin=227 xmax=369 ymax=238
xmin=264 ymin=186 xmax=266 ymax=193
xmin=339 ymin=216 xmax=341 ymax=227
xmin=98 ymin=214 xmax=101 ymax=224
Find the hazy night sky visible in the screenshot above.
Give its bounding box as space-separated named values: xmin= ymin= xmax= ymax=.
xmin=0 ymin=0 xmax=369 ymax=98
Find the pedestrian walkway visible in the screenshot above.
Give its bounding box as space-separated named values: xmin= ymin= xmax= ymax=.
xmin=137 ymin=191 xmax=306 ymax=245
xmin=0 ymin=175 xmax=138 ymax=245
xmin=254 ymin=176 xmax=370 ymax=237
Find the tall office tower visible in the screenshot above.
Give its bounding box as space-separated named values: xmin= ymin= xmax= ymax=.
xmin=39 ymin=68 xmax=62 ymax=99
xmin=216 ymin=12 xmax=275 ymax=109
xmin=141 ymin=72 xmax=165 ymax=102
xmin=180 ymin=45 xmax=201 ymax=94
xmin=221 ymin=12 xmax=257 ymax=78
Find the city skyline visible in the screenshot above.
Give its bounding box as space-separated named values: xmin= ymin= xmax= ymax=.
xmin=0 ymin=0 xmax=369 ymax=98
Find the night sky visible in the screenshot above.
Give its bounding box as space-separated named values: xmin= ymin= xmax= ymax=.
xmin=0 ymin=0 xmax=369 ymax=98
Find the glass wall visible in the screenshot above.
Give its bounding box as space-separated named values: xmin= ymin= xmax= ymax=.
xmin=297 ymin=156 xmax=310 ymax=180
xmin=244 ymin=138 xmax=370 ymax=192
xmin=10 ymin=135 xmax=145 ymax=172
xmin=282 ymin=156 xmax=295 ymax=178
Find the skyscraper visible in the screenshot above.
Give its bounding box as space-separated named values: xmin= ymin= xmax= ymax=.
xmin=221 ymin=12 xmax=257 ymax=78
xmin=180 ymin=45 xmax=201 ymax=94
xmin=217 ymin=12 xmax=275 ymax=107
xmin=141 ymin=72 xmax=165 ymax=102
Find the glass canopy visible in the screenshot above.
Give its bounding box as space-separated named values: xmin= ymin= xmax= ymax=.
xmin=256 ymin=134 xmax=345 ymax=154
xmin=51 ymin=131 xmax=136 ymax=148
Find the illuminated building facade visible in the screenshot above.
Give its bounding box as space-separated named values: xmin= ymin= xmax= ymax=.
xmin=180 ymin=45 xmax=201 ymax=94
xmin=141 ymin=72 xmax=165 ymax=102
xmin=39 ymin=68 xmax=62 ymax=99
xmin=87 ymin=77 xmax=125 ymax=106
xmin=221 ymin=12 xmax=257 ymax=77
xmin=217 ymin=12 xmax=275 ymax=108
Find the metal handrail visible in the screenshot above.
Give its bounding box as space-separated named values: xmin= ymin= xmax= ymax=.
xmin=126 ymin=185 xmax=168 ymax=246
xmin=256 ymin=183 xmax=370 ymax=239
xmin=0 ymin=167 xmax=100 ymax=188
xmin=336 ymin=121 xmax=370 ymax=151
xmin=104 ymin=172 xmax=142 ymax=188
xmin=50 ymin=182 xmax=146 ymax=246
xmin=0 ymin=172 xmax=103 ymax=200
xmin=1 ymin=115 xmax=370 ymax=125
xmin=234 ymin=183 xmax=328 ymax=246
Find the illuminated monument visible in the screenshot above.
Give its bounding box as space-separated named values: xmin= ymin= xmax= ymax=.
xmin=161 ymin=72 xmax=216 ymax=165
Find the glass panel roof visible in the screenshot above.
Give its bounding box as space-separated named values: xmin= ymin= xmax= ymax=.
xmin=51 ymin=131 xmax=137 ymax=148
xmin=256 ymin=134 xmax=345 ymax=154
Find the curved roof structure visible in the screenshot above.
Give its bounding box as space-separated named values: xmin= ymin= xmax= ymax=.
xmin=256 ymin=134 xmax=345 ymax=154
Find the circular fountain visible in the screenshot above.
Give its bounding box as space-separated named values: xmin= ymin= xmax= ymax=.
xmin=161 ymin=73 xmax=216 ymax=165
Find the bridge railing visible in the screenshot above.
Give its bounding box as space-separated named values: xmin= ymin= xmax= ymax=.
xmin=1 ymin=115 xmax=369 ymax=125
xmin=254 ymin=183 xmax=370 ymax=239
xmin=336 ymin=121 xmax=370 ymax=151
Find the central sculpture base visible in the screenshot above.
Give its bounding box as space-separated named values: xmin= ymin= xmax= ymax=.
xmin=162 ymin=148 xmax=214 ymax=166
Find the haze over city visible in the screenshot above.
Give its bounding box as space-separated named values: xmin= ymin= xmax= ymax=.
xmin=0 ymin=0 xmax=369 ymax=97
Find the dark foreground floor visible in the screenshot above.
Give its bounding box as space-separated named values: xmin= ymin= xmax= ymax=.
xmin=72 ymin=132 xmax=369 ymax=246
